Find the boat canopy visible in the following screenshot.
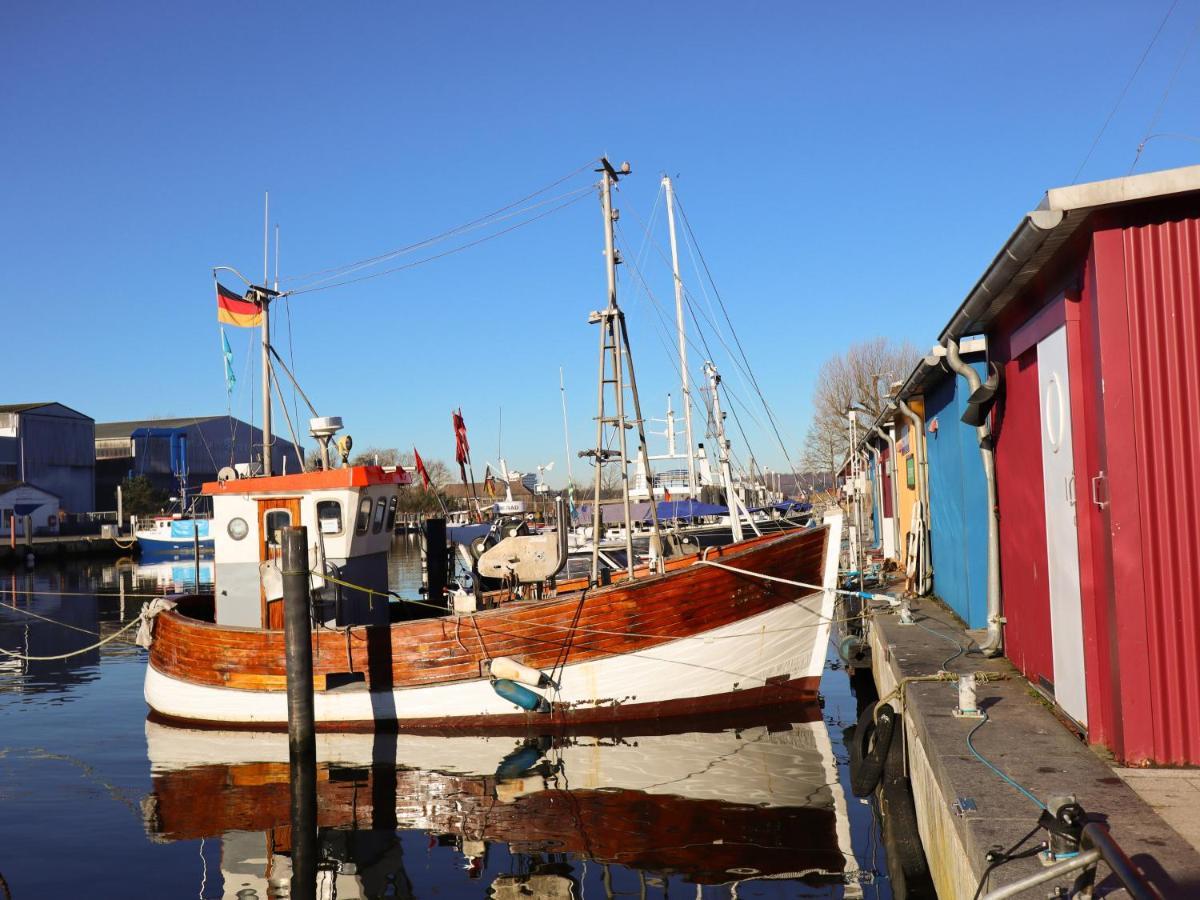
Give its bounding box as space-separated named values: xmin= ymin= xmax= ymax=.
xmin=643 ymin=499 xmax=728 ymax=520
xmin=747 ymin=500 xmax=812 ymax=515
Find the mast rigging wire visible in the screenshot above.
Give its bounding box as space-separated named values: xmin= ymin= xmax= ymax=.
xmin=284 ymin=190 xmax=594 ymax=297
xmin=277 ymin=163 xmax=598 ymax=288
xmin=672 ymin=191 xmax=804 ymax=480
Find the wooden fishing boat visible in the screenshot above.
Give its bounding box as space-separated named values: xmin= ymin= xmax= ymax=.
xmin=142 ymin=471 xmax=840 ymax=729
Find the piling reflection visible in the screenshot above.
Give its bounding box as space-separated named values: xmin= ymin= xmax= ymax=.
xmin=142 ymin=713 xmax=859 ymax=897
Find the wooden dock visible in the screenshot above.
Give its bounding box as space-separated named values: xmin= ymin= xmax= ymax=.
xmin=0 ymin=533 xmax=137 ymax=566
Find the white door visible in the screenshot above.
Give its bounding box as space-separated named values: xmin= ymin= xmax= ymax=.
xmin=1037 ymin=326 xmax=1088 ymax=725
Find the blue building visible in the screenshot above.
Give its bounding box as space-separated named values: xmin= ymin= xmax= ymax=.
xmin=0 ymin=402 xmax=95 ymax=512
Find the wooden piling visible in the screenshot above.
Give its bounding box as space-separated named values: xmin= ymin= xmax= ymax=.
xmin=281 ymin=525 xmax=317 ymax=899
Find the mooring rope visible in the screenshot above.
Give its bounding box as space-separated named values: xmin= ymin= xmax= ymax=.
xmin=0 ymin=614 xmax=143 ymax=661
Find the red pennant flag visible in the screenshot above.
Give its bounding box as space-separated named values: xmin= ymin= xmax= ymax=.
xmin=413 ymin=446 xmax=431 ymax=490
xmin=452 ymin=409 xmax=470 ymax=482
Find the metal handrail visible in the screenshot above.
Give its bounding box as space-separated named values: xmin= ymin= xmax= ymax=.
xmin=980 ymin=823 xmax=1156 ymax=900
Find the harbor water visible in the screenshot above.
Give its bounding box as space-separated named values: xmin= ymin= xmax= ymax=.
xmin=0 ymin=538 xmax=894 ymax=897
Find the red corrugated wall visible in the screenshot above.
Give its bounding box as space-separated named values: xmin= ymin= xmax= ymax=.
xmin=993 ymin=341 xmax=1054 ymax=690
xmin=1092 ymin=215 xmax=1200 ymax=765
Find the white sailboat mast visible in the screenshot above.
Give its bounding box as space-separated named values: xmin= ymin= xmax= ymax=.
xmin=705 ymin=361 xmax=742 ymax=543
xmin=663 ymin=176 xmax=697 ymax=498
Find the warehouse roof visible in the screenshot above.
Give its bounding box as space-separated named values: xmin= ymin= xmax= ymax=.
xmin=94 ymin=416 xmax=225 ymax=441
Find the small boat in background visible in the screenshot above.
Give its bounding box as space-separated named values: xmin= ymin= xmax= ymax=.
xmin=135 ymin=515 xmax=213 ymax=558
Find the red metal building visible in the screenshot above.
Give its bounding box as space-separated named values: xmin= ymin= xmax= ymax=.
xmin=930 ymin=166 xmax=1200 ymax=765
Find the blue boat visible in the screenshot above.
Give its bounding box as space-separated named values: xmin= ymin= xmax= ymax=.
xmin=136 ymin=517 xmax=214 ymax=558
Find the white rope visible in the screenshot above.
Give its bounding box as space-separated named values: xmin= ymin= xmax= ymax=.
xmin=698 ymin=558 xmax=895 ymax=602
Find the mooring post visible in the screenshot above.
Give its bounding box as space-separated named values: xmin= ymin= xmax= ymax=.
xmin=425 ymin=517 xmax=447 ymax=605
xmin=281 ymin=525 xmax=317 ymax=900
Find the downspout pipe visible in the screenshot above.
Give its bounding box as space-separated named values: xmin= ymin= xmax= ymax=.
xmin=873 ymin=424 xmax=902 ymax=561
xmin=896 ymin=399 xmax=928 ymax=520
xmin=944 ymin=339 xmax=1003 ymax=656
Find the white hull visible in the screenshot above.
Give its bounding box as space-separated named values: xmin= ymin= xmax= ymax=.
xmin=145 ymin=590 xmax=834 ymax=726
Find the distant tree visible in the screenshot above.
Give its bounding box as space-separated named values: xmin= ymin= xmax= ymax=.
xmin=349 ymin=446 xmax=405 ymax=467
xmin=801 ymin=338 xmax=921 ymax=477
xmin=121 ymin=476 xmax=170 ymax=517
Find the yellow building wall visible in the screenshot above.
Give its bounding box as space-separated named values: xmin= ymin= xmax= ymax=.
xmin=894 ymin=397 xmax=925 ymax=567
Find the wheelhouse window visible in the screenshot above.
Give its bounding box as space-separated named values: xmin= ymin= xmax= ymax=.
xmin=371 ymin=497 xmax=387 ymax=533
xmin=355 ymin=497 xmax=372 ymax=534
xmin=264 ymin=509 xmax=291 ymax=548
xmin=317 ymin=500 xmax=342 ymax=535
xmin=385 ymin=495 xmax=398 ymax=532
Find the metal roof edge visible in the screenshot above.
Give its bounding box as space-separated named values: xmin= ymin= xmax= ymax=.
xmin=1040 ymin=164 xmax=1200 ymax=213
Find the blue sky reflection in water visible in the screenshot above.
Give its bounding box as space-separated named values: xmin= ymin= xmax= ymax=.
xmin=0 ymin=545 xmax=890 ymax=897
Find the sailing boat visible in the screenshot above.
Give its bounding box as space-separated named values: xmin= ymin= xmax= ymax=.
xmin=140 ymin=159 xmax=841 ymax=730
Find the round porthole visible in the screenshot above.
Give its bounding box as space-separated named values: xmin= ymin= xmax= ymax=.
xmin=227 ymin=517 xmax=249 ymax=540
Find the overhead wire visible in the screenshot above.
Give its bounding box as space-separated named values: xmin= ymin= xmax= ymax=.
xmin=276 ymin=159 xmax=597 ymax=285
xmin=286 ymin=189 xmax=594 ymax=297
xmin=1130 ymin=5 xmax=1200 ymax=173
xmin=1072 ymin=0 xmax=1181 ymax=183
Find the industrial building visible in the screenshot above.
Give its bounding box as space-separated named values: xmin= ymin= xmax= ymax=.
xmin=0 ymin=402 xmax=95 ymax=512
xmin=850 ymin=163 xmax=1200 ymax=766
xmin=94 ymin=416 xmax=302 ymax=511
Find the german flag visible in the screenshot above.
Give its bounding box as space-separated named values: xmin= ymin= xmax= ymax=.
xmin=216 ymin=283 xmax=262 ymax=328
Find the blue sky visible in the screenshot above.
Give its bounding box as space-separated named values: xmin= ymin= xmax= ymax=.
xmin=3 ymin=2 xmax=1198 ymax=484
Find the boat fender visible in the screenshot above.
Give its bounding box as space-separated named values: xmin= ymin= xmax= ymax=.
xmin=495 ymin=742 xmax=548 ymax=779
xmin=849 ymin=702 xmax=896 ymax=797
xmin=491 ymin=678 xmax=551 ymax=713
xmin=490 ymin=656 xmax=558 ymax=690
xmin=837 ymin=635 xmax=871 ymax=668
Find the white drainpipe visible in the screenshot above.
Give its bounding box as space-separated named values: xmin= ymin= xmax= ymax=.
xmin=944 ymin=339 xmax=1002 ymax=656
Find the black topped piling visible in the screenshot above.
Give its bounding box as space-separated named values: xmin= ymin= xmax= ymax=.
xmin=425 ymin=517 xmax=447 ymax=605
xmin=282 ymin=525 xmax=317 ymax=899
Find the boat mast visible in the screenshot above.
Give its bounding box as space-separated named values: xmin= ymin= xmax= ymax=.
xmin=662 ymin=177 xmax=697 ymax=499
xmin=585 ymin=158 xmax=664 ymax=583
xmin=261 ymin=192 xmax=273 ymax=476
xmin=704 ymin=361 xmax=760 ymax=542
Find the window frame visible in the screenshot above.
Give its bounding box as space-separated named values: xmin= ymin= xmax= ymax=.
xmin=371 ymin=496 xmax=387 ymax=534
xmin=355 ymin=496 xmax=373 ymax=534
xmin=264 ymin=509 xmax=292 ymax=548
xmin=316 ymin=499 xmax=343 ymax=536
xmin=385 ymin=495 xmax=398 ymax=532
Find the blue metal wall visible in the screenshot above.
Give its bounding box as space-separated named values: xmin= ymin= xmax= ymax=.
xmin=923 ymin=358 xmax=989 ymax=627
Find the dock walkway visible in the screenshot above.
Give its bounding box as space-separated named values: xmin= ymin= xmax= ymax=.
xmin=867 ymin=596 xmax=1200 ymax=898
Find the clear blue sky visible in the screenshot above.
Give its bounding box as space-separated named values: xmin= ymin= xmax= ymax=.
xmin=4 ymin=2 xmax=1198 ymax=483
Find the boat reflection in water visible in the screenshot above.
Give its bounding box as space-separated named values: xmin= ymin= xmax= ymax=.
xmin=142 ymin=709 xmax=861 ymax=898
